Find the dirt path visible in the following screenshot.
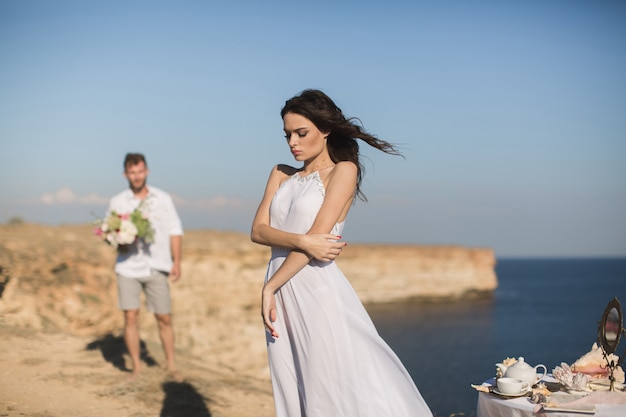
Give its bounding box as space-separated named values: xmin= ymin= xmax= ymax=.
xmin=0 ymin=324 xmax=275 ymax=417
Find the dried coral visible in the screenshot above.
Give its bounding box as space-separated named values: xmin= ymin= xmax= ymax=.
xmin=553 ymin=362 xmax=590 ymax=391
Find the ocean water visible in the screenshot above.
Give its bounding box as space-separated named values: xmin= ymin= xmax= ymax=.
xmin=366 ymin=258 xmax=626 ymax=417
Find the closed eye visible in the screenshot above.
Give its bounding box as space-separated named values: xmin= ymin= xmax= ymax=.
xmin=283 ymin=130 xmax=308 ymax=140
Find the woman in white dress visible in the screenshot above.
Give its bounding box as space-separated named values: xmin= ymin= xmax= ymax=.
xmin=251 ymin=89 xmax=433 ymax=417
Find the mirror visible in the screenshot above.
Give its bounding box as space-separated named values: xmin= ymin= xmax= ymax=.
xmin=597 ymin=297 xmax=625 ymax=391
xmin=598 ymin=297 xmax=623 ymax=355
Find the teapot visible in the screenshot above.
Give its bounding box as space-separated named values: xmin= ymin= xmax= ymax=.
xmin=496 ymin=357 xmax=547 ymax=386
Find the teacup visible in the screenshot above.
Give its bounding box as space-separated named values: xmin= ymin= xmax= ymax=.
xmin=497 ymin=377 xmax=529 ymax=395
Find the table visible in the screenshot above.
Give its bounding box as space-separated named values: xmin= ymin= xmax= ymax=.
xmin=476 ymin=378 xmax=626 ymax=417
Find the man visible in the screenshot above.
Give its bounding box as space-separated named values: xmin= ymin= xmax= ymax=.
xmin=106 ymin=153 xmax=183 ymax=379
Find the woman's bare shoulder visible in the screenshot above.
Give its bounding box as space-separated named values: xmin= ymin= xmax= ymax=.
xmin=334 ymin=161 xmax=357 ymax=171
xmin=331 ymin=161 xmax=358 ymax=177
xmin=324 ymin=161 xmax=358 ymax=189
xmin=275 ymin=164 xmax=300 ymax=176
xmin=266 ymin=164 xmax=298 ymax=187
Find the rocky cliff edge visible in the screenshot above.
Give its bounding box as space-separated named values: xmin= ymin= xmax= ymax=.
xmin=0 ymin=223 xmax=497 ymax=379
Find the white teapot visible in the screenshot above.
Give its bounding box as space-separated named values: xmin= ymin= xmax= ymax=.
xmin=496 ymin=357 xmax=547 ymax=386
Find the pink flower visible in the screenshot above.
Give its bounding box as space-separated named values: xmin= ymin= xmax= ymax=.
xmin=119 ymin=213 xmax=130 ymax=220
xmin=93 ymin=227 xmax=103 ymax=237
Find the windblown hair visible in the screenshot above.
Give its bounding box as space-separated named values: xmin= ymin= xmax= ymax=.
xmin=281 ymin=89 xmax=401 ymax=201
xmin=124 ymin=153 xmax=147 ymax=170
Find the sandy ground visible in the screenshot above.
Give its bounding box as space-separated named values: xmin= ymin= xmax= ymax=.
xmin=0 ymin=323 xmax=275 ymax=417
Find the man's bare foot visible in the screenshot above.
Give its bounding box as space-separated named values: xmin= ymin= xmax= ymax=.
xmin=166 ymin=367 xmax=183 ymax=382
xmin=128 ymin=369 xmax=141 ymax=381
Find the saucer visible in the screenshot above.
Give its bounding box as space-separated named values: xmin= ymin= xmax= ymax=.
xmin=492 ymin=387 xmax=530 ymax=397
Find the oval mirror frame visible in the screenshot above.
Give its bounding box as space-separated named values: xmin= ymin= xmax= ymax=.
xmin=598 ymin=297 xmax=623 ymax=355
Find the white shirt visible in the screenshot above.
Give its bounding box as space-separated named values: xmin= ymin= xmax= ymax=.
xmin=107 ymin=186 xmax=183 ymax=278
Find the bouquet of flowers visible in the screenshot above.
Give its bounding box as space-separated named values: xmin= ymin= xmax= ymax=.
xmin=94 ymin=206 xmax=154 ymax=249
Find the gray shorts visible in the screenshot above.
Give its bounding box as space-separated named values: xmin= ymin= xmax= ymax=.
xmin=117 ymin=270 xmax=171 ymax=314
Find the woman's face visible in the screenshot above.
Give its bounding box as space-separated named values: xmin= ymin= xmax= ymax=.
xmin=282 ymin=112 xmax=328 ymax=163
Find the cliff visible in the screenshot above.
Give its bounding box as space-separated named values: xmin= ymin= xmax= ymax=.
xmin=0 ymin=223 xmax=497 ymax=379
xmin=336 ymin=243 xmax=497 ymax=303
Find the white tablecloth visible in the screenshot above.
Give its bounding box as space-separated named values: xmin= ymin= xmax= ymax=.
xmin=476 ymin=379 xmax=626 ymax=417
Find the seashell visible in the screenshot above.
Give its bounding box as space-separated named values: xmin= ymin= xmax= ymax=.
xmin=553 ymin=362 xmax=590 ymax=391
xmin=571 ymin=372 xmax=589 ymax=391
xmin=571 ymin=343 xmax=626 ymax=383
xmin=502 ymin=357 xmax=518 ymax=367
xmin=530 ymin=392 xmax=547 ymax=404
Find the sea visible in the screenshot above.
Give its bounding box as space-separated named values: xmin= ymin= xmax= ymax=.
xmin=366 ymin=258 xmax=626 ymax=417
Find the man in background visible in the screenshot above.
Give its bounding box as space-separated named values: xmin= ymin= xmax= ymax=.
xmin=106 ymin=152 xmax=183 ymax=379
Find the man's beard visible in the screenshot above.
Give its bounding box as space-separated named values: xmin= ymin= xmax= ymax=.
xmin=129 ymin=179 xmax=147 ymax=192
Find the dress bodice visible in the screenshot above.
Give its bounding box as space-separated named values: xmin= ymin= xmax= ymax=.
xmin=269 ymin=171 xmax=344 ymax=238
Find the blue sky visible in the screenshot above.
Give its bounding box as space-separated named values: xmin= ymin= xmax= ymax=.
xmin=1 ymin=0 xmax=625 ymax=257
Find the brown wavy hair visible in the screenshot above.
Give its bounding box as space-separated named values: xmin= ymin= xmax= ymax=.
xmin=124 ymin=153 xmax=147 ymax=170
xmin=281 ymin=89 xmax=401 ymax=201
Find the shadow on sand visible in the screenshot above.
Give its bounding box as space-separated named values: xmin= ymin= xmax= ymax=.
xmin=86 ymin=333 xmax=158 ymax=372
xmin=86 ymin=334 xmax=213 ymax=416
xmin=160 ymin=381 xmax=212 ymax=417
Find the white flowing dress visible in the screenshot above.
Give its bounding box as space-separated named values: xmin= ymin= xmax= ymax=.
xmin=265 ymin=170 xmax=433 ymax=417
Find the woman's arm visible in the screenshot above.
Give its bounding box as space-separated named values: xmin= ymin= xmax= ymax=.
xmin=262 ymin=161 xmax=357 ymax=337
xmin=251 ymin=165 xmax=346 ymax=260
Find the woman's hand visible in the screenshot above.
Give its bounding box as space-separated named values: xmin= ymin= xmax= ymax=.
xmin=300 ymin=234 xmax=347 ymax=262
xmin=262 ymin=285 xmax=279 ymax=338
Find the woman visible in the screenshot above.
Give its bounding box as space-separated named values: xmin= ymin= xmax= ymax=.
xmin=251 ymin=89 xmax=432 ymax=417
